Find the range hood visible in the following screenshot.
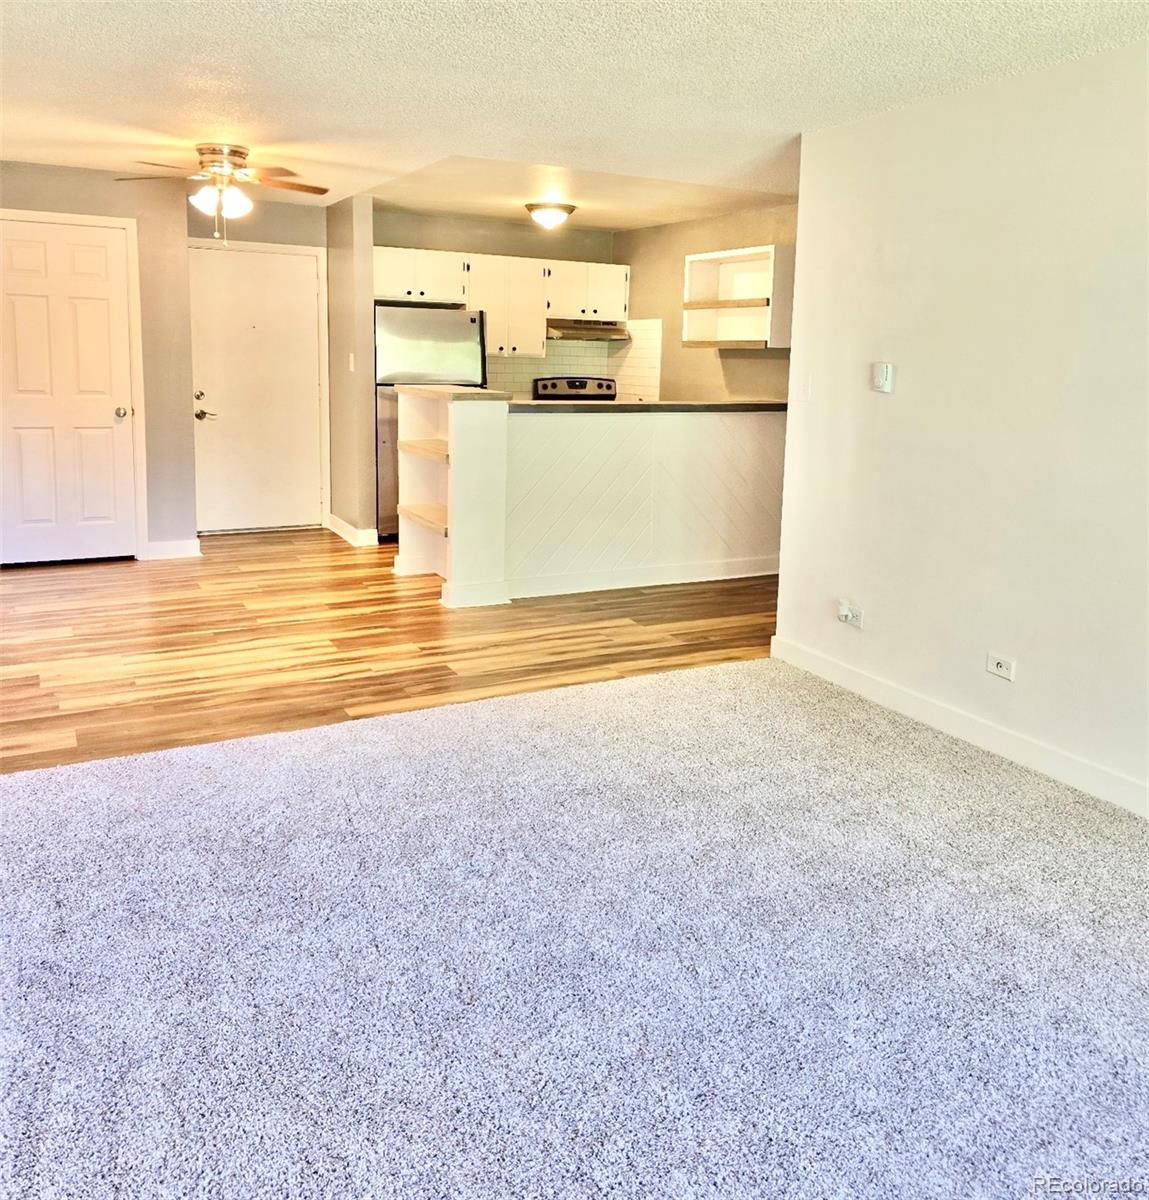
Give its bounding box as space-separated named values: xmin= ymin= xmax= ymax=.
xmin=546 ymin=318 xmax=630 ymax=342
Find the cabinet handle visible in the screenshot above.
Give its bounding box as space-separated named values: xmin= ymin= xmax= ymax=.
xmin=580 ymin=308 xmax=586 ymax=314
xmin=419 ymin=290 xmax=425 ymax=296
xmin=511 ymin=346 xmax=517 ymax=352
xmin=498 ymin=346 xmax=505 ymax=352
xmin=592 ymin=309 xmax=597 ymax=314
xmin=406 ymin=290 xmax=412 ymax=296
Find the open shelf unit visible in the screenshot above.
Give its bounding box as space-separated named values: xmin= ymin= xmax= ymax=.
xmin=398 ymin=502 xmax=448 ymax=537
xmin=681 ymin=244 xmax=794 ymax=350
xmin=395 ymin=392 xmax=450 ymax=578
xmin=398 ymin=438 xmax=449 ymax=464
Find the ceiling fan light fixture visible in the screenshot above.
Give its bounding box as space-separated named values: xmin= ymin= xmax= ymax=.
xmin=526 ymin=202 xmax=575 ymax=230
xmin=189 ymin=183 xmax=221 ymax=216
xmin=220 ymin=184 xmax=253 ymax=218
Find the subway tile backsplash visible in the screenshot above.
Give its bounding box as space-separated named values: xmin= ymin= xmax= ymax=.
xmin=486 ymin=320 xmax=663 ymax=401
xmin=486 ymin=341 xmax=609 ymax=395
xmin=607 ymin=319 xmax=662 ymax=403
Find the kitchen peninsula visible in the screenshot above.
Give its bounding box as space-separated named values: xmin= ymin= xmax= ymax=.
xmin=394 ymin=386 xmax=787 ymax=607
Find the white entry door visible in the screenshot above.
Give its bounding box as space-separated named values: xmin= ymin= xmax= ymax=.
xmin=190 ymin=246 xmax=324 ymax=532
xmin=1 ymin=219 xmax=137 ymax=563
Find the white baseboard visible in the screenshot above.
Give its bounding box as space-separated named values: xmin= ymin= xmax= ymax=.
xmin=441 ymin=580 xmax=512 ymax=608
xmin=508 ymin=555 xmax=779 ymax=601
xmin=136 ymin=538 xmax=202 ymax=560
xmin=770 ymin=637 xmax=1148 ymax=821
xmin=393 ymin=555 xmax=440 ymax=578
xmin=323 ymin=513 xmax=378 ymax=548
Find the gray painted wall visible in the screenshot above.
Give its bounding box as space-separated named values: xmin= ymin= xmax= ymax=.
xmin=612 ymin=202 xmax=798 ymax=404
xmin=187 ymin=195 xmax=327 ymax=246
xmin=373 ymin=207 xmax=613 ymax=262
xmin=1 ymin=160 xmax=197 ymax=543
xmin=326 ymin=195 xmax=376 ymax=531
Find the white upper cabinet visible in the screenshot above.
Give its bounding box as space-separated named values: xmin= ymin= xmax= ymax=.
xmin=373 ymin=245 xmax=629 ymax=361
xmin=373 ymin=246 xmax=416 ymax=300
xmin=416 ymin=250 xmax=468 ymax=303
xmin=373 ymin=247 xmax=467 ymax=303
xmin=502 ymin=258 xmax=547 ymax=358
xmin=587 ymin=263 xmax=629 ymax=322
xmin=544 ymin=260 xmax=589 ymax=319
xmin=467 ymin=255 xmax=546 ymax=358
xmin=545 ymin=260 xmax=628 ymax=321
xmin=464 ymin=254 xmax=506 ymax=348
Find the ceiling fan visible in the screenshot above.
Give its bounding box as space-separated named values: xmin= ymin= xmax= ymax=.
xmin=117 ymin=143 xmax=328 ymax=234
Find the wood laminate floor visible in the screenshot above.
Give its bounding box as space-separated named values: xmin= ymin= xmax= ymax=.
xmin=0 ymin=528 xmax=776 ymax=773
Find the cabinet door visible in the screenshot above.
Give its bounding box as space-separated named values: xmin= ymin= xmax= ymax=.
xmin=587 ymin=263 xmax=629 ymax=322
xmin=545 ymin=260 xmax=589 ymax=319
xmin=465 ymin=254 xmax=507 ymax=353
xmin=373 ymin=246 xmax=417 ymax=299
xmin=414 ymin=250 xmax=467 ymax=304
xmin=504 ymin=257 xmax=547 ymax=358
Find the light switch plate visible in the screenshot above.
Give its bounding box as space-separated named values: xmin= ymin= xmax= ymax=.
xmin=870 ymin=362 xmax=895 ymax=393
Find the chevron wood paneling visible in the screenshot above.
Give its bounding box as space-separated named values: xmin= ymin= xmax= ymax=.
xmin=505 ymin=411 xmax=786 ymax=594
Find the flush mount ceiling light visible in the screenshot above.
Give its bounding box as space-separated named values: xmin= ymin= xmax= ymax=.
xmin=526 ymin=202 xmax=576 ymax=230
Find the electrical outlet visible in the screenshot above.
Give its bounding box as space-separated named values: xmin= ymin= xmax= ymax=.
xmin=837 ymin=598 xmax=864 ymax=629
xmin=986 ymin=654 xmax=1016 ymax=681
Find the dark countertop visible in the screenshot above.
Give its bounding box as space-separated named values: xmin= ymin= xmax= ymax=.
xmin=509 ymin=402 xmax=788 ymax=413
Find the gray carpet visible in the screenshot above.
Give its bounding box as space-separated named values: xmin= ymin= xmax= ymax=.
xmin=2 ymin=659 xmax=1146 ymax=1200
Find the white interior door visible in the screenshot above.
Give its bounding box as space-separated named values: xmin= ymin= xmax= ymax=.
xmin=190 ymin=246 xmax=323 ymax=532
xmin=1 ymin=219 xmax=137 ymax=563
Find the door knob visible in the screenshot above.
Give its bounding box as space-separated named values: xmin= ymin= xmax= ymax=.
xmin=194 ymin=408 xmax=217 ymax=421
xmin=194 ymin=390 xmax=205 ymax=401
xmin=114 ymin=406 xmax=128 ymax=419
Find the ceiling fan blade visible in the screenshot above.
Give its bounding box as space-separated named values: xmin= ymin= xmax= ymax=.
xmin=115 ymin=174 xmax=186 ymax=182
xmin=135 ymin=160 xmax=192 ymax=171
xmin=259 ymin=178 xmax=329 ymax=195
xmin=251 ymin=166 xmax=297 ymax=178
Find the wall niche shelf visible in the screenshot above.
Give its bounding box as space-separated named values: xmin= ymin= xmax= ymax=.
xmin=682 ymin=339 xmax=769 ymax=350
xmin=681 ymin=244 xmax=794 ymax=350
xmin=683 ymin=297 xmax=770 ymax=310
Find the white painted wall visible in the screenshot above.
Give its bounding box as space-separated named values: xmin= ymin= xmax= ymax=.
xmin=325 ymin=195 xmax=376 ymax=534
xmin=774 ymin=44 xmax=1148 ymax=818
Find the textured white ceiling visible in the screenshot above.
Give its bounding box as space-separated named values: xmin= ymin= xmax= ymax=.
xmin=1 ymin=0 xmax=1145 ymax=222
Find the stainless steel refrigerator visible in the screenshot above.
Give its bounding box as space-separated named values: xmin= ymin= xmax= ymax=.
xmin=375 ymin=304 xmax=486 ymax=539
